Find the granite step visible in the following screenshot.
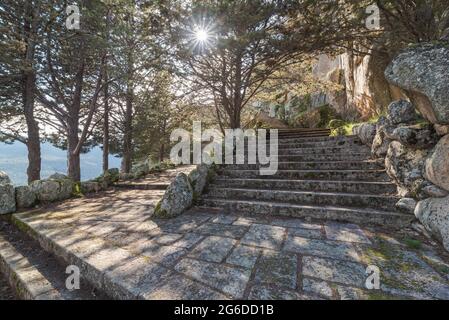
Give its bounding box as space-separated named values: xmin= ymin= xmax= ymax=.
xmin=201 ymin=199 xmax=414 ymax=228
xmin=275 ymin=146 xmax=371 ymax=155
xmin=275 ymin=153 xmax=371 ymax=162
xmin=223 ymin=161 xmax=383 ymax=171
xmin=270 ymin=135 xmax=359 ymax=144
xmin=204 ymin=188 xmax=399 ymax=211
xmin=220 ymin=169 xmax=390 ymax=181
xmin=210 ymin=178 xmax=397 ymax=195
xmin=0 ymin=219 xmax=107 ymax=300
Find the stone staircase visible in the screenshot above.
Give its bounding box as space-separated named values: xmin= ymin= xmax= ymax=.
xmin=201 ymin=128 xmax=415 ymax=228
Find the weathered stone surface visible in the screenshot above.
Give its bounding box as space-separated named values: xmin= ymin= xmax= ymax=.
xmin=423 ymin=185 xmax=449 ymax=198
xmin=387 ymin=100 xmax=417 ymax=125
xmin=0 ymin=183 xmax=15 ymax=214
xmin=226 ymin=245 xmax=260 ymax=269
xmin=153 ymin=173 xmax=193 ymax=218
xmin=289 ymin=227 xmax=323 ymax=240
xmin=195 ymin=222 xmax=248 ymax=239
xmin=302 ymin=256 xmax=366 ymax=287
xmin=80 ymin=181 xmax=102 ymax=194
xmin=248 ymin=285 xmax=308 ymax=300
xmin=356 ymin=123 xmax=377 ymax=146
xmin=385 ymin=141 xmax=430 ymax=197
xmin=324 ymin=222 xmax=371 ymax=244
xmin=140 ymin=272 xmax=227 ymax=300
xmin=211 ymin=215 xmax=237 ymax=225
xmin=29 ymin=174 xmax=74 ymax=203
xmin=253 ymin=251 xmax=297 ymax=289
xmin=130 ymin=157 xmax=154 ymax=179
xmin=15 ymin=186 xmax=36 ymax=209
xmin=284 ymin=236 xmax=360 ymax=262
xmin=385 ymin=44 xmax=449 ymax=124
xmin=0 ymin=171 xmax=11 ymax=185
xmin=240 ymin=224 xmax=286 ymax=250
xmin=337 ymin=286 xmax=369 ymax=300
xmin=390 ymin=125 xmax=438 ymax=149
xmin=434 ymin=124 xmax=449 ymax=136
xmin=415 ymin=196 xmax=449 ymax=251
xmin=174 ymin=258 xmax=251 ymax=298
xmin=189 ymin=236 xmax=236 ymax=263
xmin=371 ymin=125 xmax=393 ymax=158
xmin=272 ymin=218 xmax=322 ymax=230
xmin=424 ymin=135 xmax=449 ymax=192
xmin=47 ymin=173 xmax=67 ymax=180
xmin=171 ymin=233 xmax=204 ymax=249
xmin=395 ymin=198 xmax=417 ymax=214
xmin=303 ymin=278 xmax=334 ymax=299
xmin=362 ymin=242 xmax=449 ymax=299
xmin=188 ymin=164 xmax=212 ymax=197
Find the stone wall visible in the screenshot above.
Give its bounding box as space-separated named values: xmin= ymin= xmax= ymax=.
xmin=354 ymin=43 xmax=449 ymax=251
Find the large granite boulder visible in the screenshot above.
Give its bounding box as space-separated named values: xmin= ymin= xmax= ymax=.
xmin=424 ymin=134 xmax=449 ymax=192
xmin=80 ymin=181 xmax=102 ymax=194
xmin=395 ymin=198 xmax=417 ymax=215
xmin=355 ymin=123 xmax=377 ymax=146
xmin=389 ymin=124 xmax=438 ymax=149
xmin=415 ymin=196 xmax=449 ymax=251
xmin=153 ymin=173 xmax=193 ymax=219
xmin=385 ymin=141 xmax=430 ymax=197
xmin=0 ymin=171 xmax=15 ymax=214
xmin=385 ymin=44 xmax=449 ymax=124
xmin=15 ymin=186 xmax=36 ymax=209
xmin=188 ymin=164 xmax=213 ymax=200
xmin=30 ymin=175 xmax=74 ymax=202
xmin=387 ymin=100 xmax=418 ymax=125
xmin=130 ymin=156 xmax=156 ymax=179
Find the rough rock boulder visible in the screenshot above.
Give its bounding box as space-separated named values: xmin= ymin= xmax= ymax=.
xmin=424 ymin=134 xmax=449 ymax=192
xmin=153 ymin=173 xmax=193 ymax=219
xmin=415 ymin=196 xmax=449 ymax=251
xmin=385 ymin=44 xmax=449 ymax=124
xmin=0 ymin=171 xmax=15 ymax=214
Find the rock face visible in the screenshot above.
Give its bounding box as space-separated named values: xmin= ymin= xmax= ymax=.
xmin=30 ymin=175 xmax=74 ymax=202
xmin=15 ymin=186 xmax=36 ymax=209
xmin=312 ymin=45 xmax=405 ymax=121
xmin=387 ymin=100 xmax=417 ymax=125
xmin=371 ymin=125 xmax=392 ymax=158
xmin=130 ymin=157 xmax=155 ymax=179
xmin=385 ymin=141 xmax=430 ymax=197
xmin=396 ymin=198 xmax=417 ymax=214
xmin=415 ymin=196 xmax=449 ymax=251
xmin=424 ymin=135 xmax=449 ymax=192
xmin=153 ymin=173 xmax=193 ymax=219
xmin=422 ymin=185 xmax=449 ymax=198
xmin=355 ymin=123 xmax=377 ymax=146
xmin=188 ymin=164 xmax=212 ymax=198
xmin=390 ymin=125 xmax=438 ymax=149
xmin=0 ymin=171 xmax=16 ymax=214
xmin=385 ymin=44 xmax=449 ymax=124
xmin=80 ymin=181 xmax=102 ymax=194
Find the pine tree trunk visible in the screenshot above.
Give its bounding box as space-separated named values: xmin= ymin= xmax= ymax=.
xmin=121 ymin=14 xmax=134 ymax=174
xmin=67 ymin=120 xmax=81 ymax=182
xmin=23 ymin=1 xmax=41 ymax=183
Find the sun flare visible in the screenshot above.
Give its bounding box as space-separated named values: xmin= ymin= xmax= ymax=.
xmin=195 ymin=29 xmax=209 ymax=42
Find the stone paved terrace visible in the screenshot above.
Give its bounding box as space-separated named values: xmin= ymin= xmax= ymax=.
xmin=9 ymin=188 xmax=449 ymax=300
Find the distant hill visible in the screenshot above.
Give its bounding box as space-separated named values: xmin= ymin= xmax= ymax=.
xmin=0 ymin=142 xmax=122 ymax=186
